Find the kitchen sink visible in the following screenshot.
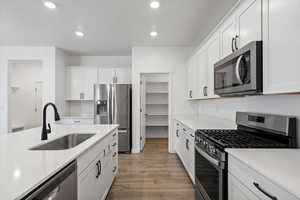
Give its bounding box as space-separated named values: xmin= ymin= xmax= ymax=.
xmin=30 ymin=133 xmax=95 ymax=150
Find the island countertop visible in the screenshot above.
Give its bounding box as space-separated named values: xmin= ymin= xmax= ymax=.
xmin=0 ymin=124 xmax=118 ymax=200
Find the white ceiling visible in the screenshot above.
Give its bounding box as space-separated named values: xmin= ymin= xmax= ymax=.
xmin=0 ymin=0 xmax=238 ymax=55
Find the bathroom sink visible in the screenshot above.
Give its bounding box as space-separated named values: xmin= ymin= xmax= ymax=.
xmin=30 ymin=133 xmax=95 ymax=150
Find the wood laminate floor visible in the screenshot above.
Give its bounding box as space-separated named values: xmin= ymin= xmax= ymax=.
xmin=106 ymin=138 xmax=195 ymax=200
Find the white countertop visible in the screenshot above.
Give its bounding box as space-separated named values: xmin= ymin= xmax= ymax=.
xmin=227 ymin=149 xmax=300 ymax=198
xmin=0 ymin=123 xmax=118 ymax=200
xmin=174 ymin=114 xmax=236 ymax=130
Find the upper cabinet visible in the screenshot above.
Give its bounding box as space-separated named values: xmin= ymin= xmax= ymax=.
xmin=220 ymin=0 xmax=262 ymax=58
xmin=114 ymin=68 xmax=131 ymax=84
xmin=187 ymin=50 xmax=207 ymax=99
xmin=236 ymin=0 xmax=262 ymax=49
xmin=66 ymin=66 xmax=131 ymax=101
xmin=98 ymin=68 xmax=131 ymax=84
xmin=263 ymin=0 xmax=300 ymax=94
xmin=220 ymin=15 xmax=237 ymax=58
xmin=206 ymin=33 xmax=221 ymax=98
xmin=66 ymin=66 xmax=98 ymax=101
xmin=186 ymin=0 xmax=262 ymax=99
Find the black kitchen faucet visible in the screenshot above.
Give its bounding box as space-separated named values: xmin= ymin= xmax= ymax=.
xmin=41 ymin=103 xmax=61 ymax=140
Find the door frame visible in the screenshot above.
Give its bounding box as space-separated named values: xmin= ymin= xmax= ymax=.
xmin=138 ymin=72 xmax=173 ymax=153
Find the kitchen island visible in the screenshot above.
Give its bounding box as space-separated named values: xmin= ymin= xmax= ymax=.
xmin=0 ymin=123 xmax=118 ymax=200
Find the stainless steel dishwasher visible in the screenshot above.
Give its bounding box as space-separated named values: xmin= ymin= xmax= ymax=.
xmin=22 ymin=161 xmax=77 ymax=200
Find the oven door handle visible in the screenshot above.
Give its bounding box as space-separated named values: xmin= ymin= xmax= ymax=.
xmin=195 ymin=146 xmax=223 ymax=169
xmin=235 ymin=55 xmax=244 ymax=85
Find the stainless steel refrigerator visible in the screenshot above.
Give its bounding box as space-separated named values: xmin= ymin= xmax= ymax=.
xmin=94 ymin=84 xmax=132 ymax=153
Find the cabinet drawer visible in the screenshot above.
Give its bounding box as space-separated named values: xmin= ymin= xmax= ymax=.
xmin=228 ymin=155 xmax=298 ymax=200
xmin=77 ymin=133 xmax=110 ymax=174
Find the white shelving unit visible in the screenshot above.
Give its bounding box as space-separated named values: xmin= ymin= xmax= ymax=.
xmin=143 ymin=75 xmax=169 ymax=138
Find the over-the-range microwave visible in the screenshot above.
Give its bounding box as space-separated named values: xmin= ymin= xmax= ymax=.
xmin=214 ymin=41 xmax=263 ymax=97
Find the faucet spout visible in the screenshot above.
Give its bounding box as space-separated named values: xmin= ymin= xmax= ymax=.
xmin=41 ymin=103 xmax=61 ymax=140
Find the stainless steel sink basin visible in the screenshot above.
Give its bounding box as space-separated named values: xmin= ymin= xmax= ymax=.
xmin=30 ymin=133 xmax=95 ymax=150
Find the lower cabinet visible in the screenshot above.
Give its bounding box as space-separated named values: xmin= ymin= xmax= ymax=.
xmin=173 ymin=120 xmax=195 ymax=184
xmin=228 ymin=154 xmax=299 ymax=200
xmin=228 ymin=173 xmax=260 ymax=200
xmin=77 ymin=129 xmax=118 ymax=200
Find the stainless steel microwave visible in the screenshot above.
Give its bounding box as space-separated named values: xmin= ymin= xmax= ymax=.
xmin=214 ymin=41 xmax=263 ymax=96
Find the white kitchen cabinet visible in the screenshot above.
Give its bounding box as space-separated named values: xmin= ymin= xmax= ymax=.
xmin=220 ymin=15 xmax=237 ymax=58
xmin=228 ymin=154 xmax=299 ymax=200
xmin=197 ymin=49 xmax=208 ymax=99
xmin=206 ymin=33 xmax=221 ymax=98
xmin=173 ymin=120 xmax=195 ymax=184
xmin=66 ymin=66 xmax=98 ymax=100
xmin=228 ymin=173 xmax=260 ymax=200
xmin=187 ymin=49 xmax=208 ymax=99
xmin=187 ymin=55 xmax=197 ymax=99
xmin=220 ymin=0 xmax=262 ymax=58
xmin=78 ymin=130 xmax=118 ymax=200
xmin=98 ymin=68 xmax=115 ymax=84
xmin=114 ymin=68 xmax=131 ymax=84
xmin=263 ymin=0 xmax=300 ymax=94
xmin=98 ymin=67 xmax=131 ymax=84
xmin=235 ymin=0 xmax=262 ymax=49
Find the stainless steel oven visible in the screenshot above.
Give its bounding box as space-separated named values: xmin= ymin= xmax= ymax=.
xmin=195 ymin=135 xmax=226 ymax=200
xmin=214 ymin=41 xmax=262 ymax=96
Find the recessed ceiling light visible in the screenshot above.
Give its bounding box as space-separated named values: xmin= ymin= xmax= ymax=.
xmin=150 ymin=31 xmax=158 ymax=37
xmin=75 ymin=31 xmax=85 ymax=37
xmin=43 ymin=1 xmax=56 ymax=9
xmin=149 ymin=0 xmax=160 ymax=9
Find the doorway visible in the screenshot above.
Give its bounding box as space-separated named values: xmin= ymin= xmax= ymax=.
xmin=8 ymin=60 xmax=43 ymax=133
xmin=140 ymin=73 xmax=170 ymax=152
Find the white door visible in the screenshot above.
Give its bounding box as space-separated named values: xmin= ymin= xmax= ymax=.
xmin=220 ymin=15 xmax=237 ymax=58
xmin=236 ymin=0 xmax=262 ymax=49
xmin=207 ymin=34 xmax=220 ymax=98
xmin=140 ymin=75 xmax=146 ymax=151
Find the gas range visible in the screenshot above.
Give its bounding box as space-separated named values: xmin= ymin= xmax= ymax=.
xmin=194 ymin=112 xmax=297 ymax=200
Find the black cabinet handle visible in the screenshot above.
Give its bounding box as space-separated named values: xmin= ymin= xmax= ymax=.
xmin=234 ymin=35 xmax=239 ymax=50
xmin=96 ymin=160 xmax=101 ymax=178
xmin=232 ymin=37 xmax=235 ymax=52
xmin=176 ymin=129 xmax=179 ymax=137
xmin=112 ymin=166 xmax=117 ymax=173
xmin=112 ymin=142 xmax=117 ymax=147
xmin=186 ymin=139 xmax=189 ymax=151
xmin=113 ymin=132 xmax=117 ymax=137
xmin=253 ymin=182 xmax=277 ymax=200
xmin=203 ymin=86 xmax=208 ymax=96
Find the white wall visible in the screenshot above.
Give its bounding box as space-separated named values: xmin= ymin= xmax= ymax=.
xmin=132 ymin=46 xmax=197 ymax=153
xmin=0 ymin=46 xmax=57 ymax=135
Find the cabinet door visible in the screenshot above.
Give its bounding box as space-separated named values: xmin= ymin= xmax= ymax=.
xmin=236 ymin=0 xmax=262 ymax=48
xmin=78 ymin=159 xmax=100 ymax=200
xmin=83 ymin=67 xmax=98 ymax=100
xmin=206 ymin=34 xmax=220 ymax=98
xmin=98 ymin=68 xmax=115 ymax=84
xmin=220 ymin=15 xmax=237 ymax=58
xmin=263 ymin=0 xmax=300 ymax=94
xmin=228 ymin=174 xmax=260 ymax=200
xmin=196 ymin=49 xmax=208 ymax=99
xmin=187 ymin=56 xmax=196 ymax=98
xmin=115 ymin=68 xmax=131 ymax=84
xmin=66 ymin=67 xmax=83 ymax=100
